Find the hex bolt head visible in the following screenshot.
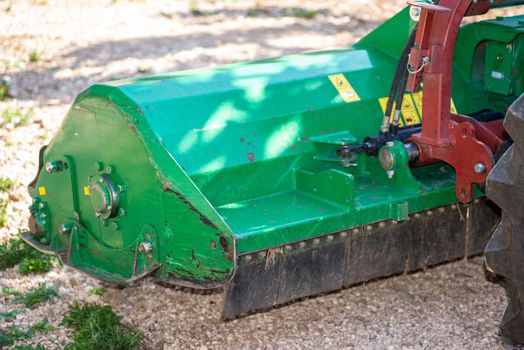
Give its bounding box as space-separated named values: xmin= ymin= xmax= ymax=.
xmin=474 ymin=162 xmax=486 ymax=174
xmin=386 ymin=170 xmax=395 ymax=179
xmin=45 ymin=160 xmax=63 ymax=173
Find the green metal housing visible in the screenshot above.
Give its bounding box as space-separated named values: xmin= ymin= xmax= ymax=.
xmin=24 ymin=8 xmax=524 ymax=287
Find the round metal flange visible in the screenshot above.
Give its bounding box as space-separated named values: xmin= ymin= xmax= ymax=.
xmin=89 ymin=174 xmax=119 ymax=219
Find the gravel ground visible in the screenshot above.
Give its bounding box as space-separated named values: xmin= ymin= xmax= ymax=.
xmin=0 ymin=0 xmax=514 ymax=349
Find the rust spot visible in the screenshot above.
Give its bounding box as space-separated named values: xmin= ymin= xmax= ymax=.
xmin=191 ymin=248 xmax=196 ymax=261
xmin=240 ymin=137 xmax=244 ymax=143
xmin=291 ymin=144 xmax=296 ymax=151
xmin=322 ymin=130 xmax=327 ymax=134
xmin=247 ymin=141 xmax=251 ymax=146
xmin=161 ymin=179 xmax=174 ymax=192
xmin=247 ymin=152 xmax=255 ymax=162
xmin=128 ymin=123 xmax=137 ymax=132
xmin=173 ymin=191 xmax=218 ymax=230
xmin=304 ymin=137 xmax=310 ymax=143
xmin=210 ymin=240 xmax=216 ymax=249
xmin=307 ymin=108 xmax=314 ymax=113
xmin=219 ymin=235 xmax=234 ymax=261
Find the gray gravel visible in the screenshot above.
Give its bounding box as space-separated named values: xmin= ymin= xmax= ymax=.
xmin=0 ymin=0 xmax=514 ymax=349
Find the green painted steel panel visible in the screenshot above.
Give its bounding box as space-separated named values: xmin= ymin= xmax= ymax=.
xmin=24 ymin=8 xmax=524 ymax=286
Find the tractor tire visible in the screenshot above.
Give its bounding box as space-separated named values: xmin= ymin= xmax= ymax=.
xmin=485 ymin=93 xmax=524 ymax=345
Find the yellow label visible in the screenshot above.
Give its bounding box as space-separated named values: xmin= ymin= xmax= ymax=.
xmin=38 ymin=186 xmax=46 ymax=196
xmin=378 ymin=97 xmax=404 ymax=127
xmin=401 ymin=93 xmax=422 ymax=125
xmin=450 ymin=99 xmax=457 ymax=114
xmin=83 ymin=186 xmax=90 ymax=196
xmin=378 ymin=91 xmax=457 ymax=127
xmin=328 ymin=74 xmax=361 ymax=103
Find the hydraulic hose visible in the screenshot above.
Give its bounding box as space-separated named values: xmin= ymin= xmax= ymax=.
xmin=380 ymin=24 xmax=418 ymax=134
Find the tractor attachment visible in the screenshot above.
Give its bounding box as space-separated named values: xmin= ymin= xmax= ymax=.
xmin=22 ymin=0 xmax=524 ymax=342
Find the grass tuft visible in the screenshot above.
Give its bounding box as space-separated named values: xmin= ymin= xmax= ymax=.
xmin=89 ymin=288 xmax=107 ymax=296
xmin=12 ymin=345 xmax=46 ymax=350
xmin=62 ymin=302 xmax=143 ymax=350
xmin=1 ymin=107 xmax=34 ymax=127
xmin=0 ymin=200 xmax=7 ymax=228
xmin=0 ymin=177 xmax=15 ymax=192
xmin=0 ymin=80 xmax=9 ymax=100
xmin=3 ymin=283 xmax=59 ymax=308
xmin=282 ymin=7 xmax=317 ymax=19
xmin=29 ymin=50 xmax=42 ymax=63
xmin=0 ymin=237 xmax=56 ymax=274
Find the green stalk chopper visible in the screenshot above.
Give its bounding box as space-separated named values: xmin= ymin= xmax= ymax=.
xmin=22 ymin=0 xmax=524 ymax=343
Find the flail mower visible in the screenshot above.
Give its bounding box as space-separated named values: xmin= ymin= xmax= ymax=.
xmin=22 ymin=0 xmax=524 ymax=344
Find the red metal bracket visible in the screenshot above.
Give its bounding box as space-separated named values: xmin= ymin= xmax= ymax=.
xmin=406 ymin=0 xmax=501 ymax=203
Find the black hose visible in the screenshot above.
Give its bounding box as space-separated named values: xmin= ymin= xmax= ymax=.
xmin=390 ymin=61 xmax=410 ymax=135
xmin=382 ymin=24 xmax=418 ymax=134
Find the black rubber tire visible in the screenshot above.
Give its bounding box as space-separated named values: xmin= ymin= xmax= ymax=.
xmin=486 ymin=93 xmax=524 ymax=345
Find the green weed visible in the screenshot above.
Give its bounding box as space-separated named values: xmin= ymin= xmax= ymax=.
xmin=89 ymin=288 xmax=107 ymax=296
xmin=283 ymin=7 xmax=317 ymax=19
xmin=0 ymin=80 xmax=9 ymax=100
xmin=0 ymin=309 xmax=21 ymax=321
xmin=0 ymin=200 xmax=7 ymax=228
xmin=0 ymin=177 xmax=15 ymax=191
xmin=62 ymin=303 xmax=143 ymax=350
xmin=0 ymin=237 xmax=55 ymax=274
xmin=29 ymin=50 xmax=42 ymax=63
xmin=1 ymin=107 xmax=34 ymax=127
xmin=17 ymin=256 xmax=54 ymax=275
xmin=3 ymin=283 xmax=59 ymax=308
xmin=12 ymin=345 xmax=46 ymax=350
xmin=0 ymin=318 xmax=53 ymax=347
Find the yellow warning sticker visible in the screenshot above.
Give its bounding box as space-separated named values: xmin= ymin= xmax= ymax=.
xmin=378 ymin=91 xmax=457 ymax=127
xmin=38 ymin=186 xmax=46 ymax=196
xmin=328 ymin=74 xmax=361 ymax=103
xmin=83 ymin=186 xmax=90 ymax=196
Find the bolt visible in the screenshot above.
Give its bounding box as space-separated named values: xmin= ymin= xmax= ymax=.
xmin=409 ymin=6 xmax=421 ymax=22
xmin=244 ymin=255 xmax=252 ymax=262
xmin=94 ymin=162 xmax=104 ymax=171
xmin=387 ymin=170 xmax=395 ymax=179
xmin=313 ymin=238 xmax=321 ymax=245
xmin=58 ymin=223 xmax=73 ymax=235
xmin=386 ymin=141 xmax=394 ymax=147
xmin=379 ymin=222 xmax=386 ymax=228
xmin=352 ymin=228 xmax=359 ymax=234
xmin=340 ymin=231 xmax=348 ymax=238
xmin=474 ymin=163 xmax=486 ymax=174
xmin=45 ymin=160 xmax=63 ymax=173
xmin=326 ymin=235 xmax=334 ymax=241
xmin=138 ymin=241 xmax=152 ymax=254
xmin=298 ymin=241 xmax=306 ymax=248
